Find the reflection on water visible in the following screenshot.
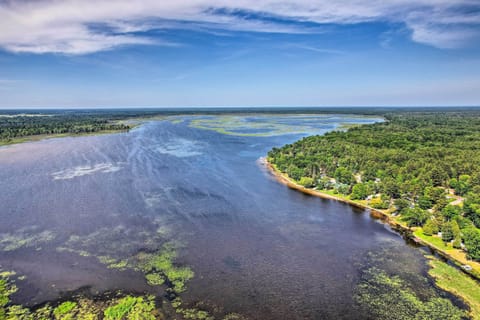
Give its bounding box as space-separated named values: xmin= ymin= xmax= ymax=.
xmin=0 ymin=114 xmax=451 ymax=319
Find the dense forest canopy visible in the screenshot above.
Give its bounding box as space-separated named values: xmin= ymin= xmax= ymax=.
xmin=0 ymin=111 xmax=136 ymax=141
xmin=268 ymin=112 xmax=480 ymax=261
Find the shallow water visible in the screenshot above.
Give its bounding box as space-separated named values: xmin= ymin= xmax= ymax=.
xmin=0 ymin=114 xmax=448 ymax=319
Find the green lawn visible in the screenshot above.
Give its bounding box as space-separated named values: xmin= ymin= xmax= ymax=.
xmin=428 ymin=257 xmax=480 ymax=320
xmin=414 ymin=229 xmax=452 ymax=251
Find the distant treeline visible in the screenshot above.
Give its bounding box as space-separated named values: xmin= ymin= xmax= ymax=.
xmin=0 ymin=113 xmax=131 ymax=141
xmin=268 ymin=111 xmax=480 ymax=261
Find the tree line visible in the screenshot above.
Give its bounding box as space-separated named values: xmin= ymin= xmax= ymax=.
xmin=268 ymin=112 xmax=480 ymax=261
xmin=0 ymin=114 xmax=132 ymax=142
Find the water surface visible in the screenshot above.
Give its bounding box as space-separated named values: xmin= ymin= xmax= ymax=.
xmin=0 ymin=114 xmax=444 ymax=319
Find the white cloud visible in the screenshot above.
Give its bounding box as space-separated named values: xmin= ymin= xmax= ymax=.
xmin=0 ymin=0 xmax=479 ymax=54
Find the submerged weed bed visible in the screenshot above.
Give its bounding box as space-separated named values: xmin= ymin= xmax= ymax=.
xmin=187 ymin=115 xmax=356 ymax=137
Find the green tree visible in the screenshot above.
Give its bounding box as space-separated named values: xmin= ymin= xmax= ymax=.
xmin=316 ymin=177 xmax=331 ymax=189
xmin=351 ymin=183 xmax=369 ymax=200
xmin=402 ymin=207 xmax=428 ymax=227
xmin=286 ymin=165 xmax=303 ymax=181
xmin=423 ymin=219 xmax=439 ymax=236
xmin=441 ymin=222 xmax=454 ymax=243
xmin=394 ymin=199 xmax=410 ymax=214
xmin=464 ymin=192 xmax=480 ymax=228
xmin=298 ymin=177 xmax=314 ymax=188
xmin=336 ymin=184 xmax=350 ymax=195
xmin=334 ymin=167 xmax=354 ymax=185
xmin=417 ymin=196 xmax=433 ymax=210
xmin=456 ymin=174 xmax=471 ymax=195
xmin=441 ymin=205 xmax=461 ymax=221
xmin=452 ymin=237 xmax=462 ymax=249
xmin=463 ymin=228 xmax=480 ymax=261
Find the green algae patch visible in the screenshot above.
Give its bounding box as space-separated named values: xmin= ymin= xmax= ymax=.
xmin=56 ymin=223 xmax=172 ymax=272
xmin=145 ymin=273 xmax=165 ymax=286
xmin=134 ymin=242 xmax=194 ymax=293
xmin=104 ymin=296 xmax=156 ymax=320
xmin=355 ymin=267 xmax=467 ymax=320
xmin=176 ymin=307 xmax=214 ymax=320
xmin=428 ymin=257 xmax=480 ymax=320
xmin=0 ymin=228 xmax=56 ymax=252
xmin=53 ymin=301 xmax=77 ymax=319
xmin=188 ymin=115 xmax=339 ymax=137
xmin=0 ymin=269 xmax=37 ymax=320
xmin=56 ymin=224 xmax=195 ymax=297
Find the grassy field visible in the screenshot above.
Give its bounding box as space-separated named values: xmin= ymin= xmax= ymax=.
xmin=428 ymin=257 xmax=480 ymax=320
xmin=414 ymin=229 xmax=452 ymax=251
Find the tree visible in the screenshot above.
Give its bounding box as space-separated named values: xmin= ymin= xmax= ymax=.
xmin=463 ymin=228 xmax=480 ymax=261
xmin=423 ymin=219 xmax=439 ymax=236
xmin=298 ymin=177 xmax=314 ymax=188
xmin=456 ymin=175 xmax=471 ymax=195
xmin=417 ymin=196 xmax=433 ymax=210
xmin=451 ymin=220 xmax=461 ymax=239
xmin=316 ymin=177 xmax=331 ymax=189
xmin=402 ymin=207 xmax=428 ymax=227
xmin=334 ymin=167 xmax=354 ymax=185
xmin=441 ymin=205 xmax=461 ymax=221
xmin=394 ymin=199 xmax=410 ymax=214
xmin=464 ymin=193 xmax=480 ymax=228
xmin=452 ymin=237 xmax=462 ymax=249
xmin=351 ymin=183 xmax=369 ymax=200
xmin=286 ymin=165 xmax=303 ymax=181
xmin=441 ymin=222 xmax=454 ymax=243
xmin=370 ymin=197 xmax=389 ymax=209
xmin=336 ymin=184 xmax=350 ymax=195
xmin=425 ymin=187 xmax=446 ymax=204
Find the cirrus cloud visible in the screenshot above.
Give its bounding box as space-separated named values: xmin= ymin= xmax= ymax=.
xmin=0 ymin=0 xmax=479 ymax=54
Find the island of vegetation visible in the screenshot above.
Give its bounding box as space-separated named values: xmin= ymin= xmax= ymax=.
xmin=267 ymin=111 xmax=480 ymax=318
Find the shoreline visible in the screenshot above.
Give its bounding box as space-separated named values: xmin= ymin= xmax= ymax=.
xmin=0 ymin=127 xmax=136 ymax=148
xmin=261 ymin=156 xmax=480 ymax=281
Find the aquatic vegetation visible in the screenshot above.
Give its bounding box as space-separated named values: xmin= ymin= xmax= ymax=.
xmin=53 ymin=301 xmax=77 ymax=319
xmin=145 ymin=273 xmax=165 ymax=286
xmin=107 ymin=260 xmax=129 ymax=270
xmin=56 ymin=224 xmax=170 ymax=271
xmin=222 ymin=314 xmax=247 ymax=320
xmin=169 ymin=118 xmax=185 ymax=124
xmin=164 ymin=267 xmax=194 ymax=293
xmin=103 ymin=296 xmax=156 ymax=320
xmin=55 ymin=226 xmax=196 ymax=308
xmin=171 ymin=297 xmax=182 ymax=308
xmin=176 ymin=307 xmax=213 ymax=320
xmin=189 ymin=116 xmax=301 ymax=137
xmin=1 ymin=268 xmax=158 ymax=320
xmin=134 ymin=242 xmax=194 ymax=293
xmin=0 ymin=270 xmax=33 ymax=320
xmin=355 ymin=267 xmax=467 ymax=320
xmin=188 ymin=115 xmax=376 ymax=137
xmin=0 ymin=228 xmax=55 ymax=252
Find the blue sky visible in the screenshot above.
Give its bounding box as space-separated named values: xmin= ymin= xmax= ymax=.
xmin=0 ymin=1 xmax=479 ymax=108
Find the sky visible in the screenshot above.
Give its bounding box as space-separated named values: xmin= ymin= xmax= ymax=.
xmin=0 ymin=0 xmax=479 ymax=108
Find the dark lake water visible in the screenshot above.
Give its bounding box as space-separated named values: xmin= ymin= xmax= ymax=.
xmin=0 ymin=114 xmax=447 ymax=319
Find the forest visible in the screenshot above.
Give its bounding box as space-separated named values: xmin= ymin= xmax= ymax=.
xmin=0 ymin=111 xmax=135 ymax=143
xmin=268 ymin=111 xmax=480 ymax=262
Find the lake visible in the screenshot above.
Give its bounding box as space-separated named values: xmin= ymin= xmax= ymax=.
xmin=0 ymin=114 xmax=455 ymax=319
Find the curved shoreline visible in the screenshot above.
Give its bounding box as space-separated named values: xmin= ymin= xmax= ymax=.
xmin=260 ymin=156 xmax=480 ymax=281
